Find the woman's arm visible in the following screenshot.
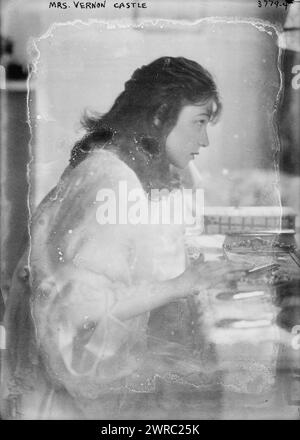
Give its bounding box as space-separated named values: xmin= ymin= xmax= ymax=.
xmin=110 ymin=259 xmax=248 ymax=322
xmin=110 ymin=273 xmax=189 ymax=321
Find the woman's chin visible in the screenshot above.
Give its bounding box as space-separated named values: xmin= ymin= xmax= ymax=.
xmin=175 ymin=158 xmax=190 ymax=169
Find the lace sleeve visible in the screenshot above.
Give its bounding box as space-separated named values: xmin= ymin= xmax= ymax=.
xmin=29 ymin=150 xmax=149 ymax=399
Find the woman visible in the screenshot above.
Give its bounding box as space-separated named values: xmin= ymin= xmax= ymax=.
xmin=1 ymin=57 xmax=247 ymax=419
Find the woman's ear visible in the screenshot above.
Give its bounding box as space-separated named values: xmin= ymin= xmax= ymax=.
xmin=153 ymin=116 xmax=161 ymax=127
xmin=153 ymin=103 xmax=168 ymax=127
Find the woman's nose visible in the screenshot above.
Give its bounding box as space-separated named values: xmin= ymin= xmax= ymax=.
xmin=199 ymin=129 xmax=209 ymax=148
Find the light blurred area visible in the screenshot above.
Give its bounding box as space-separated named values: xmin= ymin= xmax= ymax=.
xmin=1 ymin=0 xmax=300 ymax=420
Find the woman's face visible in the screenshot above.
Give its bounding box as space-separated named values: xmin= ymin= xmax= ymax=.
xmin=165 ymin=100 xmax=213 ymax=169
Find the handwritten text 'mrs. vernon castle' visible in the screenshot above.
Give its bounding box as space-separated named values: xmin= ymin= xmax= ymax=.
xmin=49 ymin=1 xmax=148 ymax=9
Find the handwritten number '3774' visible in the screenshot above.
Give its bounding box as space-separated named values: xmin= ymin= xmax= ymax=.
xmin=257 ymin=1 xmax=291 ymax=9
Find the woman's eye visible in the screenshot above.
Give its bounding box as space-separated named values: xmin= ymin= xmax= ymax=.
xmin=195 ymin=120 xmax=206 ymax=126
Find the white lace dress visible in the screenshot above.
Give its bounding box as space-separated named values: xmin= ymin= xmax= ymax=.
xmin=4 ymin=149 xmax=216 ymax=420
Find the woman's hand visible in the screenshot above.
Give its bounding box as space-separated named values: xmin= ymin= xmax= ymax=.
xmin=175 ymin=257 xmax=250 ymax=299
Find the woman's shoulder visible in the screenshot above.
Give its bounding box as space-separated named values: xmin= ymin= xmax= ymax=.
xmin=72 ymin=147 xmax=143 ymax=192
xmin=31 ymin=148 xmax=144 ymax=235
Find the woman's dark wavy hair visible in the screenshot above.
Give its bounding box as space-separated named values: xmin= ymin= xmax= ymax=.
xmin=70 ymin=56 xmax=222 ymax=193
